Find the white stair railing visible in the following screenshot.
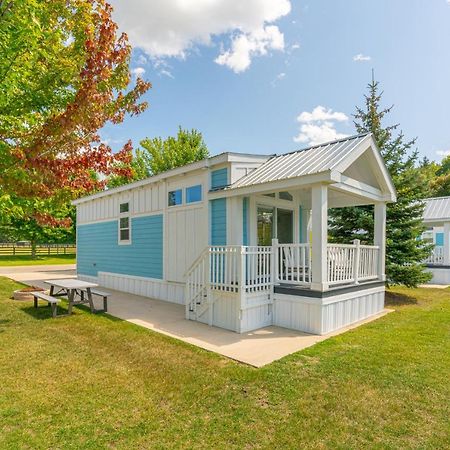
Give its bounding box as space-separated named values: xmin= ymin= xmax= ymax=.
xmin=185 ymin=248 xmax=209 ymax=319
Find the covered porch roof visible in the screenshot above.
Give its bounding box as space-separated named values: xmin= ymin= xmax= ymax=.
xmin=209 ymin=133 xmax=397 ymax=207
xmin=423 ymin=196 xmax=450 ymax=226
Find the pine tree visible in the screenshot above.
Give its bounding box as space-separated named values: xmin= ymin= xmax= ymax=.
xmin=329 ymin=78 xmax=432 ymax=287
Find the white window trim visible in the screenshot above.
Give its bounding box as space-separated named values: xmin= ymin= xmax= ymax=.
xmin=185 ymin=184 xmax=203 ymax=204
xmin=168 ymin=188 xmax=183 ymax=207
xmin=118 ymin=200 xmax=132 ymax=245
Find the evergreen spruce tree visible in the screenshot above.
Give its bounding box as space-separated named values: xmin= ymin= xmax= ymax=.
xmin=329 ymin=77 xmax=432 ymax=286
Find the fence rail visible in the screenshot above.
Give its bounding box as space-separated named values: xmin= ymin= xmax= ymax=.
xmin=0 ymin=243 xmax=76 ymax=256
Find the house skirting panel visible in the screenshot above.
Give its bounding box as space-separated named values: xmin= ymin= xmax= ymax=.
xmin=79 ymin=272 xmax=185 ymax=305
xmin=273 ymin=285 xmax=385 ymax=335
xmin=194 ymin=290 xmax=272 ymax=333
xmin=426 ymin=267 xmax=450 ymax=285
xmin=240 ymin=291 xmax=272 ymax=333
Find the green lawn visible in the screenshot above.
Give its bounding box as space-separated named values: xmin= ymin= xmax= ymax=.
xmin=0 ymin=254 xmax=76 ymax=266
xmin=0 ymin=277 xmax=449 ymax=449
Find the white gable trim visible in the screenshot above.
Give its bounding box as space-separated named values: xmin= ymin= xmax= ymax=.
xmin=333 ymin=135 xmax=396 ymax=200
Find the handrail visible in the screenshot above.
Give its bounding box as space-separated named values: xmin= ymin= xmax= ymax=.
xmin=184 ymin=247 xmax=209 ymax=278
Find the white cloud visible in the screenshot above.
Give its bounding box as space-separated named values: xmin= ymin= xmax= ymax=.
xmin=131 ymin=67 xmax=146 ymax=77
xmin=436 ymin=149 xmax=450 ymax=157
xmin=353 ymin=53 xmax=371 ymax=62
xmin=110 ymin=0 xmax=291 ymax=72
xmin=160 ymin=69 xmax=174 ymax=79
xmin=271 ymin=71 xmax=286 ymax=86
xmin=294 ymin=106 xmax=349 ymax=146
xmin=297 ymin=106 xmax=348 ymax=124
xmin=215 ymin=26 xmax=284 ymax=73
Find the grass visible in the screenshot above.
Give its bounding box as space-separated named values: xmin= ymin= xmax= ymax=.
xmin=0 ymin=278 xmax=449 ymax=449
xmin=0 ymin=254 xmax=76 ymax=266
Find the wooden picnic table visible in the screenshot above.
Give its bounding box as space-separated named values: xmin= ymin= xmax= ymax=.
xmin=44 ymin=279 xmax=98 ymax=315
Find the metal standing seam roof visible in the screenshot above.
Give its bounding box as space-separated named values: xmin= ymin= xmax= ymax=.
xmin=229 ymin=133 xmax=372 ymax=189
xmin=423 ymin=196 xmax=450 ymax=221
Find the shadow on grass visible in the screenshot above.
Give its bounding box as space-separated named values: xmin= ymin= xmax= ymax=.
xmin=0 ymin=319 xmax=10 ymax=332
xmin=20 ymin=300 xmax=123 ymax=322
xmin=385 ymin=291 xmax=418 ymax=306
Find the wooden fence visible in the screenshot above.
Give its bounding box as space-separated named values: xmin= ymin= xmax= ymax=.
xmin=0 ymin=243 xmax=76 ymax=256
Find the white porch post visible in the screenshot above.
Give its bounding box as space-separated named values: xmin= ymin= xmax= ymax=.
xmin=374 ymin=202 xmax=387 ymax=281
xmin=443 ymin=222 xmax=450 ymax=265
xmin=311 ymin=184 xmax=328 ymax=291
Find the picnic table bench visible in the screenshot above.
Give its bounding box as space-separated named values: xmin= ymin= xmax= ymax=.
xmin=79 ymin=288 xmax=109 ymax=312
xmin=31 ymin=291 xmax=62 ymax=318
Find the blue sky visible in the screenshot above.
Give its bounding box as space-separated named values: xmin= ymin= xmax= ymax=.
xmin=103 ymin=0 xmax=450 ymax=161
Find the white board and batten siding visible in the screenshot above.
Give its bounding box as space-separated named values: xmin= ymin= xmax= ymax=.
xmin=77 ymin=182 xmax=166 ymax=225
xmin=273 ymin=285 xmax=385 ymax=335
xmin=166 ymin=172 xmax=209 ymax=283
xmin=194 ymin=290 xmax=273 ymax=333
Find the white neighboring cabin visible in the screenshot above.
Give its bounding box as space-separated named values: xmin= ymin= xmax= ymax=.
xmin=422 ymin=196 xmax=450 ymax=284
xmin=73 ymin=133 xmax=396 ymax=335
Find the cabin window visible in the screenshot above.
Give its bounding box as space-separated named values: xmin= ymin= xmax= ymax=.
xmin=168 ymin=189 xmax=182 ymax=206
xmin=279 ymin=191 xmax=293 ymax=201
xmin=186 ymin=185 xmax=202 ymax=203
xmin=119 ymin=202 xmax=131 ymax=244
xmin=263 ymin=193 xmax=276 ymax=198
xmin=119 ymin=217 xmax=131 ymax=243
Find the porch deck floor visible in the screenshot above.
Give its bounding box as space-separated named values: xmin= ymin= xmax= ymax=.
xmin=3 ymin=266 xmax=391 ymax=367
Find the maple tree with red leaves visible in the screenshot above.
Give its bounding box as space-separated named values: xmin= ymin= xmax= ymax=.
xmin=0 ymin=0 xmax=150 ymax=229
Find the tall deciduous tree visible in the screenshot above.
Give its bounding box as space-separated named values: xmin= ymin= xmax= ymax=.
xmin=329 ymin=78 xmax=432 ymax=287
xmin=420 ymin=156 xmax=450 ymax=197
xmin=0 ymin=0 xmax=150 ymax=219
xmin=139 ymin=127 xmax=210 ymax=176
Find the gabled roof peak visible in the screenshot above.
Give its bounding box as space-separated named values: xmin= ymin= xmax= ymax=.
xmin=284 ymin=132 xmax=372 ymax=157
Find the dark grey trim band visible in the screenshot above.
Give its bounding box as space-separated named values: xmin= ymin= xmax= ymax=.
xmin=274 ymin=281 xmax=386 ymax=298
xmin=426 ymin=264 xmax=450 ymax=269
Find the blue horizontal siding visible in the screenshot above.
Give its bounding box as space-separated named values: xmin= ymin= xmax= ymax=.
xmin=77 ymin=215 xmax=163 ymax=279
xmin=210 ymin=198 xmax=227 ymax=245
xmin=211 ymin=168 xmax=228 ymax=189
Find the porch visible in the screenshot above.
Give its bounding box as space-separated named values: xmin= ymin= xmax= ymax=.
xmin=185 ymin=240 xmax=385 ymax=334
xmin=422 ymin=196 xmax=450 ymax=284
xmin=188 ymin=134 xmax=395 ymax=333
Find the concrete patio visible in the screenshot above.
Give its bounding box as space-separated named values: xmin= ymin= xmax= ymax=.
xmin=1 ymin=265 xmax=391 ymax=367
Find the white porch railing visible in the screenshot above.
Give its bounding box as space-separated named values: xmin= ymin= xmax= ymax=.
xmin=326 ymin=242 xmax=379 ymax=285
xmin=276 ymin=244 xmax=311 ymax=285
xmin=424 ymin=246 xmax=444 ymax=265
xmin=186 ymin=241 xmax=381 ymax=316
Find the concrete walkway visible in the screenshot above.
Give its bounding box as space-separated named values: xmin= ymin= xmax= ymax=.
xmin=2 ymin=265 xmax=391 ymax=367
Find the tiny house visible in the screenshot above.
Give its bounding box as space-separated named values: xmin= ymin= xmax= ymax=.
xmin=422 ymin=196 xmax=450 ymax=284
xmin=73 ymin=133 xmax=396 ymax=334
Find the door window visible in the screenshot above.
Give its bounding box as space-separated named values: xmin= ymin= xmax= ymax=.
xmin=257 ymin=207 xmax=274 ymax=246
xmin=277 ymin=208 xmax=294 ymax=244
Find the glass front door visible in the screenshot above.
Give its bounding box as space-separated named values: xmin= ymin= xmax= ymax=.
xmin=257 ymin=206 xmax=294 ymax=245
xmin=257 ymin=207 xmax=274 ymax=246
xmin=277 ymin=208 xmax=293 ymax=244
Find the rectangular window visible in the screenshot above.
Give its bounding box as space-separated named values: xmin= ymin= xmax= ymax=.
xmin=119 ymin=216 xmax=130 ymax=243
xmin=168 ymin=189 xmax=182 ymax=206
xmin=119 ymin=202 xmax=129 ymax=213
xmin=279 ymin=191 xmax=293 ymax=201
xmin=186 ymin=185 xmax=202 ymax=203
